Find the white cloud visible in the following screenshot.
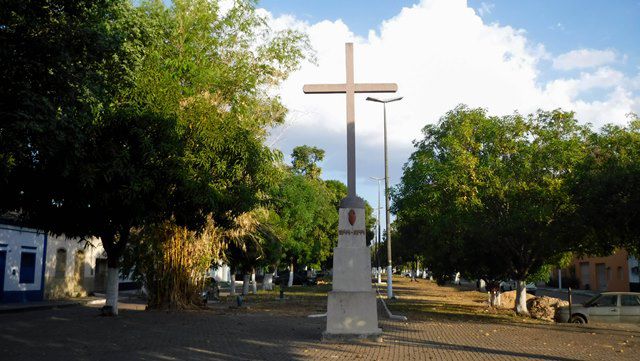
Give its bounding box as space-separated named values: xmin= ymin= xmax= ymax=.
xmin=260 ymin=0 xmax=640 ymax=205
xmin=553 ymin=48 xmax=618 ymax=71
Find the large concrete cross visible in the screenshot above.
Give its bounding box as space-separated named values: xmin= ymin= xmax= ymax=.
xmin=303 ymin=43 xmax=397 ymax=198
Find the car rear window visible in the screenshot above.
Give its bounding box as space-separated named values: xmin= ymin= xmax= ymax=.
xmin=621 ymin=295 xmax=640 ymax=306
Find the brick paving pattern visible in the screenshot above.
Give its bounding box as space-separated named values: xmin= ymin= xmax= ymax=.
xmin=0 ymin=301 xmax=638 ymax=360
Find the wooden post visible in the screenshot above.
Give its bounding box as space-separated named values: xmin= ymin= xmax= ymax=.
xmin=568 ymin=287 xmax=572 ymax=322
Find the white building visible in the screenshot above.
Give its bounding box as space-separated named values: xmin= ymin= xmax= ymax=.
xmin=44 ymin=234 xmax=107 ymax=299
xmin=0 ymin=224 xmax=47 ymax=302
xmin=1 ymin=221 xmax=110 ymax=303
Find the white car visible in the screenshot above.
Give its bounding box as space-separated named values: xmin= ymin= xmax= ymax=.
xmin=500 ymin=280 xmax=537 ymax=295
xmin=556 ymin=292 xmax=640 ymax=324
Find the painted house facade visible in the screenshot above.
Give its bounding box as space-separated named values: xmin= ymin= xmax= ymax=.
xmin=1 ymin=221 xmax=110 ymax=303
xmin=0 ymin=224 xmax=47 ymax=302
xmin=552 ymin=249 xmax=639 ymax=292
xmin=44 ymin=234 xmax=107 ymax=299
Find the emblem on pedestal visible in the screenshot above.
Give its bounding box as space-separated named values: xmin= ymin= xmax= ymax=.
xmin=348 ymin=209 xmax=356 ymax=226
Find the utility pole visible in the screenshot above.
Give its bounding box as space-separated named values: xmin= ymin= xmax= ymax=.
xmin=366 ymin=96 xmax=402 ymax=299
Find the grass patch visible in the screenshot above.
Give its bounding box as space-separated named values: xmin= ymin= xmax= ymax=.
xmin=211 ymin=284 xmax=330 ymax=316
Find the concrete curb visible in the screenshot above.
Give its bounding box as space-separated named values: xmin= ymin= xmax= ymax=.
xmin=537 ymin=287 xmax=597 ymax=297
xmin=0 ymin=297 xmax=106 ymax=314
xmin=0 ymin=300 xmax=82 ymax=314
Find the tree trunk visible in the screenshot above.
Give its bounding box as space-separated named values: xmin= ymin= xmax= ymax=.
xmin=486 ymin=281 xmax=501 ymax=307
xmin=515 ymin=280 xmax=529 ymax=315
xmin=287 ymin=262 xmax=294 ymax=287
xmin=106 ymin=266 xmax=119 ymax=315
xmin=263 ymin=273 xmax=273 ymax=290
xmin=250 ymin=270 xmax=257 ymax=294
xmin=101 ymin=231 xmax=127 ymax=316
xmin=488 ymin=290 xmax=502 ymax=307
xmin=229 ymin=267 xmax=236 ymax=296
xmin=242 ymin=274 xmax=250 ymax=296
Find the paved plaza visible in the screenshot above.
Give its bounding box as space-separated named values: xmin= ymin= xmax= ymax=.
xmin=1 ymin=281 xmax=638 ymax=360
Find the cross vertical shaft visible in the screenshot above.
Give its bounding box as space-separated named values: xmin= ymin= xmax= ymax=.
xmin=345 ymin=43 xmax=356 ymax=197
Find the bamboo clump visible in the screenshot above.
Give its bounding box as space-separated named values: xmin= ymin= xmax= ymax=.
xmin=136 ymin=218 xmax=224 ymax=310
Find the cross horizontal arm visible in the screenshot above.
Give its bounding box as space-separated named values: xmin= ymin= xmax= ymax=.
xmin=303 ymin=83 xmax=398 ymax=94
xmin=354 ymin=83 xmax=398 ymax=93
xmin=303 ymin=84 xmax=347 ymax=94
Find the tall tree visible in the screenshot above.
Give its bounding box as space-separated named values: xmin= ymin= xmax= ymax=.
xmin=51 ymin=110 xmax=183 ymax=315
xmin=2 ymin=0 xmax=310 ymax=313
xmin=394 ymin=106 xmax=590 ymax=314
xmin=571 ymin=116 xmax=640 ymax=256
xmin=117 ymin=0 xmax=309 ymax=307
xmin=0 ymin=0 xmax=159 ymax=315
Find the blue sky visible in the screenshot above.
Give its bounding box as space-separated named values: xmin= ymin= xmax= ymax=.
xmin=262 ymin=1 xmax=639 ymax=45
xmin=260 ymin=0 xmax=640 ymax=81
xmin=256 ymin=0 xmax=640 ymax=217
xmin=260 ymin=1 xmax=640 ymax=53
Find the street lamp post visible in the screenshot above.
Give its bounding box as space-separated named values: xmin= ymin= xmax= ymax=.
xmin=369 ymin=176 xmax=384 ymax=284
xmin=366 ymin=96 xmax=402 ymax=299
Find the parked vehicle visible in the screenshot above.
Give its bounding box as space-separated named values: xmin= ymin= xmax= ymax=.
xmin=275 ymin=270 xmax=317 ymax=286
xmin=556 ymin=292 xmax=640 ymax=324
xmin=201 ymin=277 xmax=220 ymax=304
xmin=499 ymin=280 xmax=537 ymax=295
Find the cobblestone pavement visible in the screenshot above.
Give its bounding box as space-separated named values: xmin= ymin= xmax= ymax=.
xmin=1 ymin=295 xmax=638 ymax=360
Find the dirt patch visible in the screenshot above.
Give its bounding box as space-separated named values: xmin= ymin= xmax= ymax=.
xmin=527 ymin=296 xmax=569 ymax=321
xmin=385 ymin=278 xmax=547 ymax=324
xmin=495 ymin=291 xmax=568 ymax=321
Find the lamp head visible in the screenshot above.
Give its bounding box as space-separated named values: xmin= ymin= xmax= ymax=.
xmin=366 ymin=96 xmax=403 ymax=104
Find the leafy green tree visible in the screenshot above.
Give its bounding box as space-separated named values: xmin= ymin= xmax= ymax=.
xmin=2 ymin=0 xmax=310 ymax=312
xmin=571 ymin=116 xmax=640 ymax=256
xmin=53 ymin=110 xmax=183 ymax=315
xmin=394 ymin=106 xmax=590 ymax=314
xmin=130 ymin=0 xmax=310 ymax=227
xmin=0 ymin=1 xmax=160 ymax=315
xmin=273 ymin=174 xmax=334 ymax=275
xmin=0 ymin=0 xmax=148 ymax=216
xmin=270 ymin=145 xmax=377 ymax=282
xmin=117 ymin=0 xmax=309 ymax=305
xmin=291 ymin=145 xmax=326 ymax=179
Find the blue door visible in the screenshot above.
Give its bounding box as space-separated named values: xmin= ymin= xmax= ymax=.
xmin=0 ymin=251 xmax=6 ymax=301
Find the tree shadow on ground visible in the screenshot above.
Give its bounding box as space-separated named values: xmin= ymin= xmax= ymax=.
xmin=1 ymin=300 xmax=637 ymax=361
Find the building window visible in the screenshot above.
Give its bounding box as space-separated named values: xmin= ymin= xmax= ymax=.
xmin=19 ymin=252 xmax=36 ymax=284
xmin=55 ymin=249 xmax=67 ymax=279
xmin=617 ymin=266 xmax=623 ymax=280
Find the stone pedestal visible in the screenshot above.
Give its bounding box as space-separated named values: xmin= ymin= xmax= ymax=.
xmin=324 ymin=196 xmax=381 ymax=339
